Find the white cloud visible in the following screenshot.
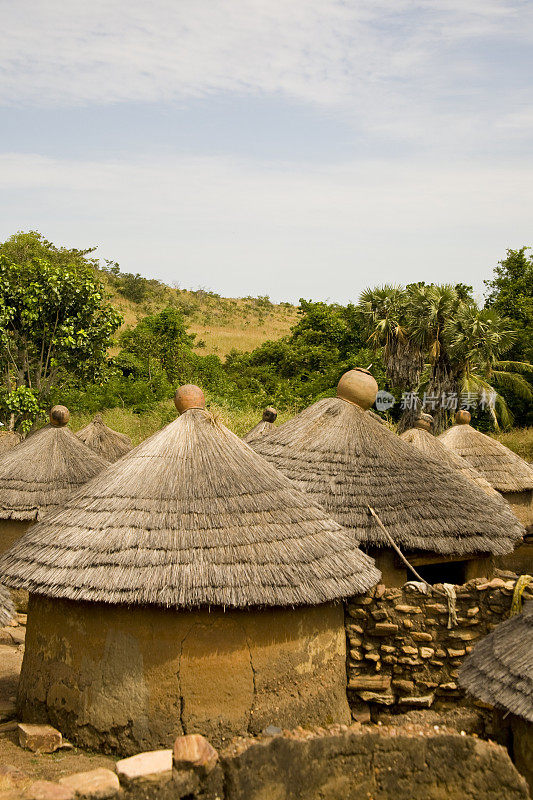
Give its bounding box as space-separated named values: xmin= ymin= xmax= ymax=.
xmin=1 ymin=152 xmax=530 ymax=303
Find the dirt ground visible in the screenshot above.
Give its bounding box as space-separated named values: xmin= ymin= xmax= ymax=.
xmin=0 ymin=626 xmax=114 ymax=787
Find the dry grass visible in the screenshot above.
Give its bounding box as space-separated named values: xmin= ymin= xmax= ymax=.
xmin=492 ymin=427 xmax=533 ymax=462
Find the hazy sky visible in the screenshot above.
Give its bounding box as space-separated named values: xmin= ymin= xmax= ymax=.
xmin=1 ymin=0 xmax=532 ymax=303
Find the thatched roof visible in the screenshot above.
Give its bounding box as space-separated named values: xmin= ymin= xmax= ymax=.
xmin=0 ymin=408 xmax=108 ymax=521
xmin=243 ymin=407 xmax=278 ymax=445
xmin=0 ymin=386 xmax=380 ymax=609
xmin=400 ymin=422 xmax=502 ymax=498
xmin=76 ymin=414 xmax=132 ymax=462
xmin=459 ymin=601 xmax=533 ymax=722
xmin=438 ymin=416 xmax=533 ymax=493
xmin=252 ymin=370 xmax=524 ymax=556
xmin=0 ymin=584 xmax=14 ymax=626
xmin=0 ymin=431 xmax=21 ymax=457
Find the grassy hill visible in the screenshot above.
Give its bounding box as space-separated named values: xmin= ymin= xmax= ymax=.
xmin=101 ymin=271 xmax=299 ymax=356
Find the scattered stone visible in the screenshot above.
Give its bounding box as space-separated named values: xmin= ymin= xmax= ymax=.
xmin=429 ymin=660 xmax=445 ymax=667
xmin=374 ymin=584 xmax=386 ymax=599
xmin=467 ymin=607 xmax=480 ymax=617
xmin=347 ymin=608 xmax=367 ymax=618
xmin=18 ymin=724 xmax=62 ymax=754
xmin=382 ymin=655 xmax=396 ymax=664
xmin=448 ymin=630 xmax=479 ymax=641
xmin=116 ymin=750 xmax=172 ymax=787
xmin=395 ymin=605 xmax=422 ymax=614
xmin=352 ymin=596 xmax=373 ymax=605
xmin=435 ymin=648 xmax=446 ymax=658
xmin=349 ymin=635 xmax=363 ymax=647
xmin=411 ymin=631 xmax=433 ymax=642
xmin=351 ymin=704 xmax=371 ymax=723
xmin=349 ymin=648 xmax=363 ymax=661
xmin=348 ymin=676 xmax=391 ymax=691
xmin=402 ymin=619 xmax=414 ymax=628
xmin=59 ymin=769 xmax=119 ymax=799
xmin=373 ymin=622 xmax=398 ymax=635
xmin=380 ymin=645 xmax=396 ymax=653
xmin=370 ymin=609 xmax=387 ymax=621
xmin=173 ymin=734 xmax=218 ymax=777
xmin=398 ymin=657 xmax=420 ymax=665
xmin=364 ymin=653 xmax=380 ymax=662
xmin=476 ymin=578 xmax=506 ymax=590
xmin=23 ymin=781 xmax=75 ymax=800
xmin=440 ymin=682 xmax=458 ymax=691
xmin=425 ymin=603 xmax=447 ymax=614
xmin=347 ymin=623 xmax=364 ymax=634
xmin=392 ymin=679 xmax=414 ymax=693
xmin=419 ymin=647 xmax=434 ymax=659
xmin=401 ymin=646 xmax=418 ymax=655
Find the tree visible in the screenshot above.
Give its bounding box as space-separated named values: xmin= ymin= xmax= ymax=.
xmin=485 ymin=247 xmax=533 ymax=362
xmin=0 ymin=240 xmax=122 ymax=430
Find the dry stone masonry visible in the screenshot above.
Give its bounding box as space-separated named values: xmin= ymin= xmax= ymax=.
xmin=345 ymin=575 xmax=533 ymax=714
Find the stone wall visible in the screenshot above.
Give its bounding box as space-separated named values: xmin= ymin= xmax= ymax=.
xmin=345 ymin=575 xmax=533 ymax=714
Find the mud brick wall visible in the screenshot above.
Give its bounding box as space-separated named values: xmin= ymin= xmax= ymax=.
xmin=345 ymin=576 xmax=533 ymax=713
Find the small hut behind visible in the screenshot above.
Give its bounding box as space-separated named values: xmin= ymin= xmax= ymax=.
xmin=0 ymin=406 xmax=108 ymax=556
xmin=0 ymin=385 xmax=379 ymax=754
xmin=439 ymin=411 xmax=533 ymax=527
xmin=0 ymin=431 xmax=21 ymax=457
xmin=400 ymin=414 xmax=502 ymax=498
xmin=243 ymin=406 xmax=278 ymax=444
xmin=459 ymin=600 xmax=533 ymax=793
xmin=76 ymin=413 xmax=132 ymax=462
xmin=253 ymin=368 xmax=525 ymax=587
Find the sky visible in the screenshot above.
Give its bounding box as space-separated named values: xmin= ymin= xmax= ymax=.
xmin=1 ymin=0 xmax=532 ymax=304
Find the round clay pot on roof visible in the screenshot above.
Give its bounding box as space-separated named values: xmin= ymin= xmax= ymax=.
xmin=336 ymin=368 xmax=378 ymax=411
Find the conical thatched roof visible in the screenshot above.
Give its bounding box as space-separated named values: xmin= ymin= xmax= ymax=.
xmin=76 ymin=414 xmax=132 ymax=463
xmin=252 ymin=369 xmax=524 ymax=556
xmin=459 ymin=601 xmax=533 ymax=722
xmin=0 ymin=584 xmax=14 ymax=626
xmin=0 ymin=431 xmax=21 ymax=457
xmin=400 ymin=419 xmax=502 ymax=498
xmin=439 ymin=414 xmax=533 ymax=493
xmin=243 ymin=407 xmax=278 ymax=445
xmin=0 ymin=385 xmax=380 ymax=609
xmin=0 ymin=406 xmax=108 ymax=521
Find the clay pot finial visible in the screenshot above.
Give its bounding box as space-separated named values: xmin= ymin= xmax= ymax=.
xmin=174 ymin=385 xmax=206 ymax=414
xmin=337 ymin=368 xmax=378 ymax=411
xmin=415 ymin=412 xmax=433 ymax=432
xmin=262 ymin=407 xmax=277 ymax=423
xmin=50 ymin=405 xmax=70 ymax=427
xmin=455 ymin=410 xmax=471 ymax=425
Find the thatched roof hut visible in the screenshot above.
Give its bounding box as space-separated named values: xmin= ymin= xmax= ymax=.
xmin=400 ymin=414 xmax=501 ymax=498
xmin=243 ymin=406 xmax=278 ymax=444
xmin=0 ymin=406 xmax=108 ymax=525
xmin=253 ymin=369 xmax=525 ymax=586
xmin=0 ymin=385 xmax=379 ymax=753
xmin=0 ymin=431 xmax=21 ymax=457
xmin=0 ymin=584 xmax=14 ymax=626
xmin=459 ymin=600 xmax=533 ymax=793
xmin=76 ymin=413 xmax=132 ymax=462
xmin=439 ymin=411 xmax=533 ymax=531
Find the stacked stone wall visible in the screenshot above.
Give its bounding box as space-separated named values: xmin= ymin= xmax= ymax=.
xmin=345 ymin=575 xmax=533 ymax=713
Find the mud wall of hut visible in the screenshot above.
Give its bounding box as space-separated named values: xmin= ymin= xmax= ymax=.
xmin=345 ymin=576 xmax=533 ymax=714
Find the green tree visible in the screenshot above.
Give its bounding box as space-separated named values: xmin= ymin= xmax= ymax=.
xmin=0 ymin=239 xmax=122 ymax=430
xmin=485 ymin=247 xmax=533 ymax=362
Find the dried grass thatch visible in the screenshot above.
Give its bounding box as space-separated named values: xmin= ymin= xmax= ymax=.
xmin=0 ymin=406 xmax=380 ymax=608
xmin=76 ymin=414 xmax=132 ymax=462
xmin=0 ymin=584 xmax=14 ymax=626
xmin=439 ymin=422 xmax=533 ymax=493
xmin=0 ymin=424 xmax=108 ymax=521
xmin=0 ymin=431 xmax=21 ymax=457
xmin=243 ymin=407 xmax=278 ymax=445
xmin=459 ymin=600 xmax=533 ymax=722
xmin=400 ymin=425 xmax=502 ymax=498
xmin=252 ymin=397 xmax=525 ymax=556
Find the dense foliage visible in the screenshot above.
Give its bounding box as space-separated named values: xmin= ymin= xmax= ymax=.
xmin=1 ymin=231 xmax=531 ymax=433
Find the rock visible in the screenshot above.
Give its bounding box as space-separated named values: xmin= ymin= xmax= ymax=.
xmin=429 ymin=660 xmax=445 ymax=667
xmin=23 ymin=781 xmax=75 ymax=800
xmin=357 ymin=691 xmax=395 ymax=705
xmin=398 ymin=694 xmax=435 ymax=707
xmin=9 ymin=628 xmax=26 ymax=645
xmin=116 ymin=750 xmax=172 ymax=786
xmin=349 ymin=648 xmax=364 ymax=661
xmin=348 ymin=675 xmax=391 ymax=691
xmin=440 ymin=682 xmax=458 ymax=690
xmin=347 ymin=608 xmax=367 ymax=618
xmin=352 ymin=596 xmax=373 ymax=605
xmin=398 ymin=657 xmax=420 ymax=665
xmin=448 ymin=630 xmax=480 ymax=641
xmin=351 ymin=703 xmax=371 ymax=723
xmin=0 ymin=628 xmax=13 ymax=645
xmin=477 ymin=578 xmax=506 ymax=590
xmin=447 ymin=648 xmax=466 ymax=658
xmin=402 ymin=619 xmax=414 ymax=628
xmin=370 ymin=609 xmax=387 ymax=621
xmin=18 ymin=724 xmax=62 ymax=754
xmin=59 ymin=769 xmax=119 ymax=799
xmin=392 ymin=679 xmax=414 ymax=693
xmin=0 ymin=764 xmax=31 ymax=792
xmin=401 ymin=646 xmax=418 ymax=655
xmin=173 ymin=734 xmax=218 ymax=778
xmin=412 ymin=631 xmax=433 ymax=642
xmin=419 ymin=647 xmax=435 ymax=659
xmin=373 ymin=622 xmax=398 ymax=635
xmin=374 ymin=584 xmax=386 ymax=599
xmin=395 ymin=604 xmax=422 ymax=613
xmin=435 ymin=648 xmax=446 ymax=658
xmin=364 ymin=653 xmax=380 ymax=662
xmin=347 ymin=623 xmax=364 ymax=634
xmin=349 ymin=635 xmax=363 ymax=647
xmin=380 ymin=645 xmax=396 ymax=653
xmin=16 ymin=613 xmax=27 ymax=625
xmin=425 ymin=603 xmax=448 ymax=614
xmin=467 ymin=606 xmax=480 ymax=617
